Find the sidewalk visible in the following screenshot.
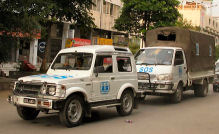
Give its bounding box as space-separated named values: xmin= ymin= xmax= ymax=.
xmin=0 ymin=77 xmax=17 ymax=91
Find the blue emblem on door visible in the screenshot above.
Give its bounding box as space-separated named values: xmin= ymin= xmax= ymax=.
xmin=100 ymin=81 xmax=110 ymax=94
xmin=179 ymin=66 xmax=182 ymax=78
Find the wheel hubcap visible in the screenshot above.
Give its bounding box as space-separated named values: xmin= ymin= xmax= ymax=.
xmin=67 ymin=100 xmax=82 ymax=123
xmin=122 ymin=94 xmax=132 ymax=112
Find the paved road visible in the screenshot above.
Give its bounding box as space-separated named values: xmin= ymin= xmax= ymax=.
xmin=1 ymin=85 xmax=219 ymax=134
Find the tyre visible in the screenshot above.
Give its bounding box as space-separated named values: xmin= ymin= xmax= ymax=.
xmin=194 ymin=80 xmax=208 ymax=97
xmin=117 ymin=90 xmax=134 ymax=116
xmin=171 ymin=84 xmax=183 ymax=103
xmin=213 ymin=85 xmax=219 ymax=92
xmin=59 ymin=95 xmax=85 ymax=127
xmin=17 ymin=106 xmax=40 ymax=120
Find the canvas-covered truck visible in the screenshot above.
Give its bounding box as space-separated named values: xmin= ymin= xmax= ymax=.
xmin=8 ymin=45 xmax=142 ymax=127
xmin=135 ymin=27 xmax=215 ymax=103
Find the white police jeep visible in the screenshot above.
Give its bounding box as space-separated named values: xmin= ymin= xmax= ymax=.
xmin=8 ymin=45 xmax=141 ymax=127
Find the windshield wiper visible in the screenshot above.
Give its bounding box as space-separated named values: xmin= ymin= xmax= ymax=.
xmin=136 ymin=63 xmax=155 ymax=65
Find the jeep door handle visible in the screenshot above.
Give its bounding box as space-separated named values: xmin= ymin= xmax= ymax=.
xmin=86 ymin=83 xmax=91 ymax=86
xmin=111 ymin=77 xmax=115 ymax=80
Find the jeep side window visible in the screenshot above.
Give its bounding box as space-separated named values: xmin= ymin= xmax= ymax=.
xmin=117 ymin=57 xmax=132 ymax=72
xmin=174 ymin=51 xmax=184 ymax=65
xmin=95 ymin=55 xmax=113 ymax=73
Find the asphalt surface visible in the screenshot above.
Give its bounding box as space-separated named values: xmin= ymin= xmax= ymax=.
xmin=1 ymin=85 xmax=219 ymax=134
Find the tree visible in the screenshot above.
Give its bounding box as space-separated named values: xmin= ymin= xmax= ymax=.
xmin=39 ymin=0 xmax=95 ymax=72
xmin=114 ymin=0 xmax=180 ymax=43
xmin=0 ymin=0 xmax=95 ymax=72
xmin=0 ymin=0 xmax=50 ymax=63
xmin=0 ymin=0 xmax=50 ymax=37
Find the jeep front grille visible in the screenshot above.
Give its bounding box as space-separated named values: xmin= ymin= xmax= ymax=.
xmin=14 ymin=83 xmax=42 ymax=96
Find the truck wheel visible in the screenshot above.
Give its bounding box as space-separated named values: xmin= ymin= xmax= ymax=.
xmin=194 ymin=80 xmax=208 ymax=97
xmin=171 ymin=84 xmax=183 ymax=103
xmin=17 ymin=106 xmax=40 ymax=120
xmin=59 ymin=95 xmax=85 ymax=127
xmin=117 ymin=90 xmax=134 ymax=116
xmin=213 ymin=85 xmax=219 ymax=92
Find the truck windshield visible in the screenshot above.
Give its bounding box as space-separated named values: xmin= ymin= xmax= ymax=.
xmin=135 ymin=48 xmax=174 ymax=65
xmin=51 ymin=53 xmax=93 ymax=70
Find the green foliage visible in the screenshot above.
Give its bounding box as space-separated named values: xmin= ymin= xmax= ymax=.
xmin=129 ymin=42 xmax=140 ymax=54
xmin=114 ymin=0 xmax=180 ymax=39
xmin=0 ymin=0 xmax=95 ymax=67
xmin=128 ymin=37 xmax=141 ymax=54
xmin=0 ymin=0 xmax=50 ymax=37
xmin=0 ymin=0 xmax=95 ymax=39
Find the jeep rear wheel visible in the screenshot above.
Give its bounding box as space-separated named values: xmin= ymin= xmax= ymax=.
xmin=117 ymin=90 xmax=134 ymax=116
xmin=59 ymin=95 xmax=85 ymax=127
xmin=17 ymin=106 xmax=40 ymax=120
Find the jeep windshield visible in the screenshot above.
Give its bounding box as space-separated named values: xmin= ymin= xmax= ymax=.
xmin=135 ymin=48 xmax=174 ymax=65
xmin=51 ymin=53 xmax=93 ymax=70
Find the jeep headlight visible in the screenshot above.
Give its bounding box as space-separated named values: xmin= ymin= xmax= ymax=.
xmin=48 ymin=86 xmax=56 ymax=95
xmin=157 ymin=74 xmax=173 ymax=81
xmin=40 ymin=84 xmax=56 ymax=95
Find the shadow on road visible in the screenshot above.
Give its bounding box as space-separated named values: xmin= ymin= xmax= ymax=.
xmin=140 ymin=91 xmax=200 ymax=106
xmin=27 ymin=108 xmax=120 ymax=127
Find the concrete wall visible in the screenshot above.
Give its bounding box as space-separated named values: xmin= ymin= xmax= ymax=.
xmin=179 ymin=8 xmax=201 ymax=27
xmin=91 ymin=0 xmax=122 ymax=31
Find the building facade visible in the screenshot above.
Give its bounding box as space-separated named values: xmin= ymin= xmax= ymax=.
xmin=178 ymin=0 xmax=219 ymax=46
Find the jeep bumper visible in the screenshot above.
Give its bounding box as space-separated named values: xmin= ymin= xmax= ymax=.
xmin=8 ymin=95 xmax=64 ymax=110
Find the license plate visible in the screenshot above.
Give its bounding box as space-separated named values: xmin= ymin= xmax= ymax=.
xmin=23 ymin=98 xmax=36 ymax=104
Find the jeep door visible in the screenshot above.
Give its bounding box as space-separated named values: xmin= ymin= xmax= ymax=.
xmin=92 ymin=54 xmax=116 ymax=102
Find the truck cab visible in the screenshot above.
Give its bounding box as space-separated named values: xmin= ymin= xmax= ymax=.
xmin=8 ymin=45 xmax=140 ymax=127
xmin=135 ymin=47 xmax=187 ymax=102
xmin=136 ymin=27 xmax=215 ymax=103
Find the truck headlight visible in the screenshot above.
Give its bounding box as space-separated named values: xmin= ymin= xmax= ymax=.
xmin=157 ymin=74 xmax=173 ymax=81
xmin=48 ymin=86 xmax=56 ymax=95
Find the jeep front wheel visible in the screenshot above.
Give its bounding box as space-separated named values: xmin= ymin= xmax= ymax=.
xmin=17 ymin=106 xmax=40 ymax=120
xmin=117 ymin=90 xmax=134 ymax=116
xmin=59 ymin=95 xmax=85 ymax=127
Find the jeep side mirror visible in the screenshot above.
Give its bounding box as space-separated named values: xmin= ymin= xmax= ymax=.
xmin=93 ymin=67 xmax=99 ymax=77
xmin=93 ymin=66 xmax=104 ymax=77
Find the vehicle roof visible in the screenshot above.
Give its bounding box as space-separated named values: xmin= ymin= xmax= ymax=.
xmin=140 ymin=46 xmax=182 ymax=50
xmin=59 ymin=45 xmax=132 ymax=54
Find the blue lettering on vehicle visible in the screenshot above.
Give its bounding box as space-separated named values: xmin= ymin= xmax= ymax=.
xmin=179 ymin=66 xmax=182 ymax=78
xmin=139 ymin=67 xmax=153 ymax=73
xmin=100 ymin=81 xmax=110 ymax=94
xmin=30 ymin=74 xmax=74 ymax=79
